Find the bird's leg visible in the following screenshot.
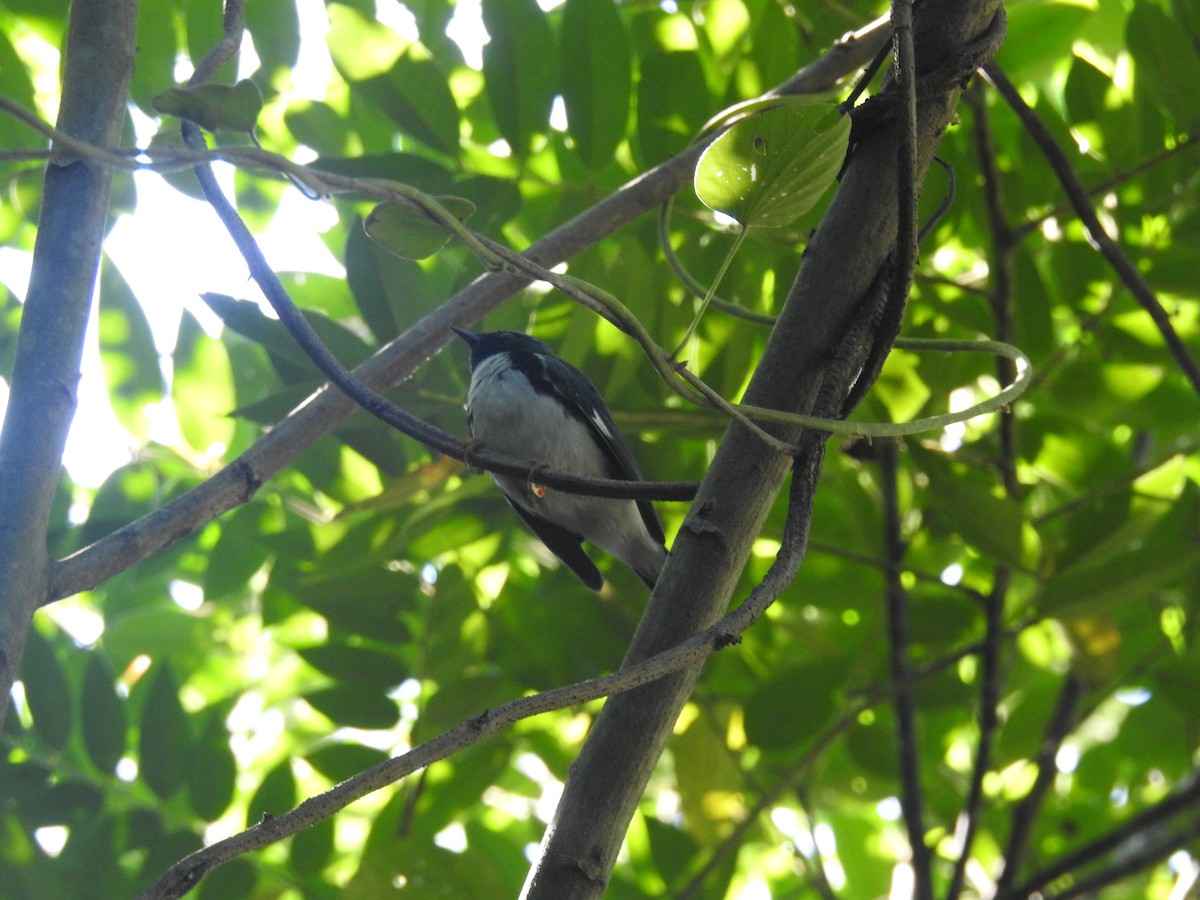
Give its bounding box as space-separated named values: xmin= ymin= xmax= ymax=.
xmin=526 ymin=462 xmax=551 ymax=499
xmin=462 ymin=438 xmax=487 ymax=474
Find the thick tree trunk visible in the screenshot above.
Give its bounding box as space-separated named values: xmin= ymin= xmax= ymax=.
xmin=0 ymin=1 xmax=138 ymax=726
xmin=523 ymin=1 xmax=1004 ymax=896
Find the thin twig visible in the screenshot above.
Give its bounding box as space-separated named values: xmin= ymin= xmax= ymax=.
xmin=982 ymin=61 xmax=1200 ymax=398
xmin=1010 ymin=769 xmax=1200 ymax=898
xmin=1011 ymin=132 xmax=1200 ymax=243
xmin=1045 ymin=816 xmax=1200 ymax=900
xmin=880 ymin=437 xmax=933 ymax=900
xmin=993 ymin=672 xmax=1085 ymax=896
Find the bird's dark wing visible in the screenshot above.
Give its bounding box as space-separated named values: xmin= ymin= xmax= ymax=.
xmin=505 ymin=497 xmax=604 ymax=590
xmin=535 ymin=353 xmax=666 ymax=546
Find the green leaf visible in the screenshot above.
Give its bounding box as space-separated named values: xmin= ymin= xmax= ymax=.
xmin=303 ymin=685 xmax=397 ymax=729
xmin=1126 ymin=1 xmax=1200 ymax=127
xmin=203 ymin=503 xmax=272 ymax=601
xmin=98 ymin=257 xmax=165 ymax=440
xmin=81 ymin=652 xmax=127 ymax=774
xmin=996 ymin=1 xmax=1093 ymax=83
xmin=673 ymin=712 xmax=745 ymax=844
xmin=246 ymin=760 xmax=296 ymax=828
xmin=358 ymin=48 xmax=461 ymax=154
xmin=1153 ymin=654 xmax=1200 ymax=719
xmin=131 ymin=0 xmax=177 ymax=113
xmin=560 ymin=0 xmax=631 ymax=169
xmin=305 ymin=744 xmax=389 ymax=783
xmin=326 ymin=2 xmax=406 ymax=81
xmin=138 ymin=662 xmax=192 ymax=800
xmin=743 ymin=663 xmax=839 ymax=752
xmin=229 ymin=381 xmax=321 ymax=425
xmin=695 ymin=100 xmax=849 ymax=229
xmin=20 ymin=629 xmax=72 ymax=751
xmin=146 ymin=128 xmax=205 ymax=199
xmin=919 ymin=450 xmax=1026 ymax=567
xmin=296 ymin=641 xmax=407 ymax=691
xmin=152 ymin=79 xmax=263 ymax=133
xmin=196 ymin=858 xmax=257 ymax=900
xmin=481 ymin=0 xmax=557 ymax=157
xmin=1038 ymin=484 xmax=1200 ymax=614
xmin=0 ymin=28 xmax=38 ymax=152
xmin=363 ymin=196 xmax=475 ymax=260
xmin=636 ymin=50 xmax=711 ymax=165
xmin=284 ymin=100 xmax=351 ymax=157
xmin=244 ymin=0 xmax=301 ymax=75
xmin=300 ymin=571 xmax=414 ymax=643
xmin=187 ymin=706 xmax=237 ymax=822
xmin=65 ymin=813 xmax=128 ymax=897
xmin=199 ymin=292 xmax=375 ymax=372
xmin=290 ymin=816 xmax=335 ymax=877
xmin=172 ymin=311 xmax=236 ymax=456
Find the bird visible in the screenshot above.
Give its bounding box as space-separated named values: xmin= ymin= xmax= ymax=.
xmin=453 ymin=328 xmax=668 ymax=590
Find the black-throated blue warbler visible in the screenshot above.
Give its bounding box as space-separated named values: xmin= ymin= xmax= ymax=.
xmin=453 ymin=328 xmax=667 ymax=590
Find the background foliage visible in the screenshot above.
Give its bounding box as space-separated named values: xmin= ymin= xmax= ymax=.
xmin=2 ymin=0 xmax=1199 ymax=897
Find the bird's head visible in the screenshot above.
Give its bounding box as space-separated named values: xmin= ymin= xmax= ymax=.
xmin=452 ymin=328 xmax=552 ymax=370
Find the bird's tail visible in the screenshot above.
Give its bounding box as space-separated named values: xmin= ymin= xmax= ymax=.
xmin=629 ymin=541 xmax=668 ymax=590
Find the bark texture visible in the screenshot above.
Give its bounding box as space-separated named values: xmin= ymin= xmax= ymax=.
xmin=0 ymin=1 xmax=138 ymax=725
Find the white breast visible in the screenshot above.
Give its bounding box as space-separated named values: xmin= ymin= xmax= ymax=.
xmin=467 ymin=354 xmax=610 ymax=478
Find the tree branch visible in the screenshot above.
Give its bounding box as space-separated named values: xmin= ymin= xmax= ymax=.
xmin=0 ymin=0 xmax=136 ymax=727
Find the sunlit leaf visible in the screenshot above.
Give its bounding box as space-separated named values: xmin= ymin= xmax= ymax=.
xmin=364 ymin=195 xmax=476 ymax=260
xmin=172 ymin=311 xmax=236 ymax=456
xmin=326 ymin=2 xmax=406 ymax=80
xmin=152 ymin=79 xmax=263 ymax=133
xmin=98 ymin=257 xmax=164 ymax=440
xmin=695 ymin=100 xmax=849 ymax=229
xmin=481 ymin=0 xmax=556 ymax=157
xmin=560 ymin=0 xmax=631 ymax=169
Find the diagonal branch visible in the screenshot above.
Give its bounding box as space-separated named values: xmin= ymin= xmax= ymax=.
xmin=994 ymin=672 xmax=1085 ymax=896
xmin=1010 ymin=768 xmax=1200 ymax=898
xmin=982 ymin=61 xmax=1200 ymax=398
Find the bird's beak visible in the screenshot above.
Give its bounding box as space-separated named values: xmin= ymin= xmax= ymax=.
xmin=451 ymin=327 xmax=479 ymax=346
